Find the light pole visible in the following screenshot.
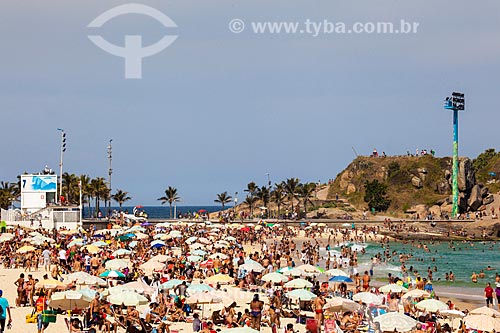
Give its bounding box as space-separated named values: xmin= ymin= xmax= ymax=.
xmin=234 ymin=192 xmax=238 ymax=219
xmin=107 ymin=139 xmax=113 ymax=219
xmin=57 ymin=128 xmax=66 ymax=203
xmin=444 ymin=92 xmax=465 ymax=219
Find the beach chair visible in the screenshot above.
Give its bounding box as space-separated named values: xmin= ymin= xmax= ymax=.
xmin=305 ymin=318 xmax=319 ymax=333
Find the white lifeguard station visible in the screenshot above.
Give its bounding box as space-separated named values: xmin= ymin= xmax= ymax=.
xmin=1 ymin=170 xmax=82 ymax=230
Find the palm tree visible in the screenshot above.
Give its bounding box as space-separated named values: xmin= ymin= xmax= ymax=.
xmin=271 ymin=183 xmax=286 ymax=219
xmin=284 ymin=178 xmax=300 ymax=212
xmin=90 ymin=177 xmax=107 ymax=217
xmin=297 ymin=182 xmax=316 ymax=217
xmin=257 ymin=186 xmax=270 ymax=216
xmin=79 ymin=175 xmax=91 ymax=217
xmin=158 ymin=186 xmax=180 ymax=219
xmin=245 ymin=182 xmax=259 ymax=198
xmin=243 ymin=195 xmax=258 ymax=218
xmin=62 ymin=172 xmax=79 ymax=204
xmin=0 ymin=181 xmax=16 ymax=209
xmin=214 ymin=191 xmax=233 ymax=210
xmin=112 ymin=190 xmax=131 ymax=211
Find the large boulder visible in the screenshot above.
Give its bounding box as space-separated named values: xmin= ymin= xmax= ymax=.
xmin=483 ymin=194 xmax=495 ymax=205
xmin=458 ymin=158 xmax=476 ymax=193
xmin=436 ymin=181 xmax=450 ymax=194
xmin=429 ymin=205 xmax=441 ymax=218
xmin=346 ymin=183 xmax=357 ymax=195
xmin=459 ymin=193 xmax=468 ymax=213
xmin=411 ymin=176 xmax=423 ymax=188
xmin=467 ymin=184 xmax=483 ymax=211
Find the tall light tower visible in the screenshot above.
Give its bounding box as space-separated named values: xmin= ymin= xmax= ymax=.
xmin=57 ymin=128 xmax=66 ymax=203
xmin=107 ymin=139 xmax=113 ymax=218
xmin=444 ymin=92 xmax=465 ymax=219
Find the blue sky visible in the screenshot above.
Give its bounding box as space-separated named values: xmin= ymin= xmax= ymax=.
xmin=1 ymin=0 xmax=499 ymax=205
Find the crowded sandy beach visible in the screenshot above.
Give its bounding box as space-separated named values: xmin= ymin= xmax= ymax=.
xmin=0 ymin=220 xmax=499 ymax=333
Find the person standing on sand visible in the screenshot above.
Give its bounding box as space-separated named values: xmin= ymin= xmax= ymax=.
xmin=313 ymin=293 xmax=326 ymax=325
xmin=362 ymin=271 xmax=371 ymax=291
xmin=250 ymin=294 xmax=264 ymax=331
xmin=485 ymin=282 xmax=494 ymax=308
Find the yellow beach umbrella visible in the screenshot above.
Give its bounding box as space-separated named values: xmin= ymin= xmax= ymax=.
xmin=205 ymin=274 xmax=234 ymax=285
xmin=81 ymin=245 xmax=101 ymax=254
xmin=16 ymin=245 xmax=36 ymax=253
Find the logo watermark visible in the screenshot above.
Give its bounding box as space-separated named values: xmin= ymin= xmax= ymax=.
xmin=229 ymin=18 xmax=419 ymax=37
xmin=88 ymin=3 xmax=178 ymax=79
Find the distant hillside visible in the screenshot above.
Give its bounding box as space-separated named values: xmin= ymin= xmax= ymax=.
xmin=327 ymin=152 xmax=500 ymax=217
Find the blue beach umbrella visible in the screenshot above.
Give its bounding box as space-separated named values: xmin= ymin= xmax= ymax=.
xmin=329 ymin=276 xmax=353 ymax=283
xmin=100 ymin=270 xmax=126 ymax=278
xmin=160 ymin=279 xmax=186 ymax=290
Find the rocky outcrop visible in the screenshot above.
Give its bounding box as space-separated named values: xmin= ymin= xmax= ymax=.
xmin=411 ymin=176 xmax=423 ymax=188
xmin=458 ymin=158 xmax=475 ymax=193
xmin=467 ymin=184 xmax=483 ymax=211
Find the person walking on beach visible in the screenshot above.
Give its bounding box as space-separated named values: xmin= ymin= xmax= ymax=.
xmin=485 ymin=282 xmax=494 ymax=308
xmin=0 ymin=290 xmax=12 ymax=333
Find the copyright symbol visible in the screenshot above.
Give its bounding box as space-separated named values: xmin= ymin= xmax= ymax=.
xmin=229 ymin=19 xmax=245 ymax=33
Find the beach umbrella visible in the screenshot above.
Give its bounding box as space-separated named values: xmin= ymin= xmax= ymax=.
xmin=67 ymin=238 xmax=84 ymax=248
xmin=205 ymin=274 xmax=234 ymax=285
xmin=81 ymin=244 xmax=101 ymax=254
xmin=104 ymin=286 xmax=133 ymax=296
xmin=105 ymin=259 xmax=129 ymax=270
xmin=329 ymin=276 xmax=353 ymax=283
xmin=281 ymin=268 xmax=307 ymax=277
xmin=198 ymin=237 xmax=211 ymax=245
xmin=66 ymin=272 xmax=106 ymax=286
xmin=123 ymin=279 xmax=155 ymax=295
xmin=374 ymin=312 xmax=417 ymax=332
xmin=325 ymin=269 xmax=348 ymax=277
xmin=192 ymin=249 xmax=208 ymax=256
xmin=100 ymin=270 xmax=126 ymax=278
xmin=154 ymin=233 xmax=167 ymax=239
xmin=190 ymin=243 xmax=205 ymax=250
xmin=352 ymin=292 xmax=384 ymax=305
xmin=134 ymin=232 xmax=149 ymax=240
xmin=284 ymin=278 xmax=313 ymax=289
xmin=112 ymin=249 xmax=132 ymax=257
xmin=187 ymin=284 xmax=214 ymax=294
xmin=240 ymin=262 xmax=265 ymax=273
xmin=415 ymin=299 xmax=448 ymax=313
xmin=402 ymin=289 xmax=430 ymax=299
xmin=78 ymin=288 xmax=98 ymax=299
xmin=225 ymin=236 xmax=236 ymax=242
xmin=150 ymin=240 xmax=166 ymax=248
xmin=220 ymin=327 xmax=259 ymax=333
xmin=139 ymin=260 xmax=165 ymax=274
xmin=185 ymin=236 xmax=198 ymax=244
xmin=108 ymin=291 xmax=148 ymax=306
xmin=379 ymin=283 xmax=408 ymax=293
xmin=286 ymin=289 xmax=317 ymax=301
xmin=439 ymin=309 xmax=466 ymax=318
xmin=296 ymin=264 xmax=321 ymax=274
xmin=91 ymin=241 xmax=108 ymax=247
xmin=186 ymin=291 xmax=221 ymax=304
xmin=150 ymin=254 xmax=170 ymax=263
xmin=187 ymin=255 xmax=203 ymax=262
xmin=160 ymin=279 xmax=185 ymax=290
xmin=324 ymin=297 xmax=360 ymax=312
xmin=49 ymin=290 xmax=93 ymax=310
xmin=36 ymin=278 xmax=67 ymax=290
xmin=16 ymin=245 xmax=36 ymax=253
xmin=129 ymin=241 xmax=138 ymax=248
xmin=262 ymin=272 xmax=288 ymax=284
xmin=464 ymin=314 xmax=500 ymax=331
xmin=208 ymin=253 xmax=228 ymax=260
xmin=470 ymin=306 xmax=500 ymax=317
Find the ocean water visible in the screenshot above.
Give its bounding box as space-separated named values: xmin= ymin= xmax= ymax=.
xmin=359 ymin=241 xmax=500 ymax=287
xmin=83 ymin=205 xmax=222 ymax=219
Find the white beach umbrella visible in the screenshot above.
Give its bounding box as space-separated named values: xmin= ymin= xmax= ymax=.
xmin=209 ymin=253 xmax=228 ymax=260
xmin=296 ymin=264 xmax=321 ymax=274
xmin=352 ymin=292 xmax=384 ymax=305
xmin=123 ymin=279 xmax=155 ymax=295
xmin=325 ymin=269 xmax=348 ymax=277
xmin=112 ymin=249 xmax=132 ymax=257
xmin=284 ymin=278 xmax=313 ymax=289
xmin=105 ymin=259 xmax=129 ymax=270
xmin=324 ymin=297 xmax=360 ymax=313
xmin=402 ymin=289 xmax=430 ymax=299
xmin=470 ymin=306 xmax=500 ymax=317
xmin=49 ymin=290 xmax=93 ymax=310
xmin=66 ymin=272 xmax=107 ymax=286
xmin=374 ymin=312 xmax=417 ymax=332
xmin=150 ymin=254 xmax=170 ymax=263
xmin=220 ymin=327 xmax=259 ymax=333
xmin=262 ymin=272 xmax=288 ymax=284
xmin=464 ymin=314 xmax=500 ymax=331
xmin=379 ymin=283 xmax=408 ymax=293
xmin=286 ymin=289 xmax=317 ymax=301
xmin=108 ymin=291 xmax=148 ymax=306
xmin=281 ymin=268 xmax=307 ymax=277
xmin=415 ymin=299 xmax=448 ymax=313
